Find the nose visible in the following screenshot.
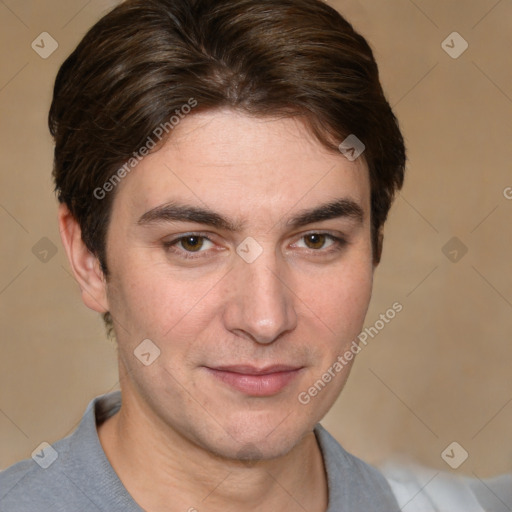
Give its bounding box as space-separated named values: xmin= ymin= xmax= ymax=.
xmin=222 ymin=248 xmax=298 ymax=345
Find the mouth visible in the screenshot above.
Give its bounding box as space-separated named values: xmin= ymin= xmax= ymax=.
xmin=203 ymin=365 xmax=304 ymax=396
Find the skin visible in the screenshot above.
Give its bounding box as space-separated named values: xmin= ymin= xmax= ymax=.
xmin=59 ymin=109 xmax=377 ymax=512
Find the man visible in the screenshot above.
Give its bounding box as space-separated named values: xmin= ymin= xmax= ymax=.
xmin=0 ymin=0 xmax=407 ymax=510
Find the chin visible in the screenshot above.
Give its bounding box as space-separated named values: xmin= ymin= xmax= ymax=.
xmin=207 ymin=432 xmax=302 ymax=464
xmin=198 ymin=408 xmax=316 ymax=463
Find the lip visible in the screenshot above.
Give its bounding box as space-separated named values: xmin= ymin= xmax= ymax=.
xmin=204 ymin=365 xmax=304 ymax=396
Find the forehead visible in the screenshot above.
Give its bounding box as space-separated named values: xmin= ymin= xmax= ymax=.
xmin=112 ymin=109 xmax=370 ymax=225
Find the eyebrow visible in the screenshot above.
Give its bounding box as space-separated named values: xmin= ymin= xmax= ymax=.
xmin=287 ymin=198 xmax=364 ymax=229
xmin=137 ymin=198 xmax=364 ymax=231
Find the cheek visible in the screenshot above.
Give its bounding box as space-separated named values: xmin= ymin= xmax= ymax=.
xmin=106 ymin=256 xmax=222 ymax=342
xmin=336 ymin=269 xmax=372 ymax=328
xmin=304 ymin=256 xmax=374 ymax=339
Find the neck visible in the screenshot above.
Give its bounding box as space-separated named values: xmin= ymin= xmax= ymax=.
xmin=98 ymin=387 xmax=328 ymax=512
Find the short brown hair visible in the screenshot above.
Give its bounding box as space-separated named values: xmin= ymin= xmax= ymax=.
xmin=49 ymin=0 xmax=406 ymax=337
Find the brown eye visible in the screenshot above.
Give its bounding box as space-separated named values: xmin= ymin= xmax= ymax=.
xmin=180 ymin=236 xmax=204 ymax=252
xmin=163 ymin=234 xmax=216 ymax=260
xmin=304 ymin=233 xmax=327 ymax=249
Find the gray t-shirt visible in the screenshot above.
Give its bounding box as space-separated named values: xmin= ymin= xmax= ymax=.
xmin=0 ymin=391 xmax=399 ymax=511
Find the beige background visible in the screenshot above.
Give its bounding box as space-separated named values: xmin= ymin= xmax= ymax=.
xmin=1 ymin=0 xmax=511 ymax=480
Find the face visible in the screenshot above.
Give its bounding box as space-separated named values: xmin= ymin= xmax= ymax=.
xmin=101 ymin=109 xmax=375 ymax=460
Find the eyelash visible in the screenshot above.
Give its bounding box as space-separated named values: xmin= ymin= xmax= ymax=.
xmin=162 ymin=232 xmax=348 ymax=260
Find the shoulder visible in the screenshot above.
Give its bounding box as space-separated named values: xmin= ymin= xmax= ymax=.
xmin=0 ymin=436 xmax=75 ymax=512
xmin=0 ymin=391 xmax=126 ymax=512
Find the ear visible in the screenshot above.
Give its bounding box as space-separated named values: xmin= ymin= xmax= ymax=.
xmin=58 ymin=203 xmax=109 ymax=314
